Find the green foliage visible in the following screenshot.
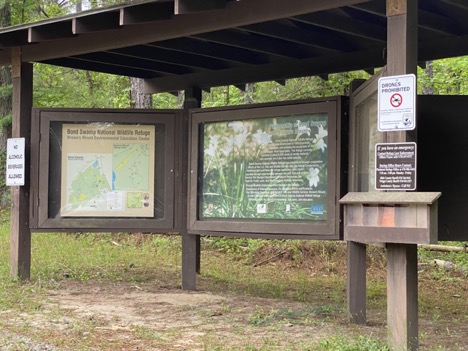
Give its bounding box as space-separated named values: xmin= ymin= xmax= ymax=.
xmin=418 ymin=58 xmax=468 ymax=95
xmin=1 ymin=0 xmax=135 ymax=26
xmin=418 ymin=243 xmax=468 ymax=272
xmin=0 ymin=150 xmax=10 ymax=207
xmin=248 ymin=305 xmax=344 ymax=327
xmin=202 ymin=71 xmax=371 ymax=107
xmin=0 ymin=83 xmax=11 ymax=99
xmin=207 ymin=237 xmax=267 ymax=255
xmin=153 ymin=92 xmax=180 ymax=109
xmin=0 ymin=112 xmax=11 ymax=130
xmin=34 ymin=63 xmax=131 ymax=108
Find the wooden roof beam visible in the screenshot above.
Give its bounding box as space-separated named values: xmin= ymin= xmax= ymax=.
xmin=441 ymin=0 xmax=468 ymax=10
xmin=417 ymin=9 xmax=460 ymax=36
xmin=74 ymin=51 xmax=200 ymax=75
xmin=0 ymin=48 xmax=11 ymax=65
xmin=291 ymin=11 xmax=387 ymax=43
xmin=21 ymin=0 xmax=369 ymax=62
xmin=349 ymin=2 xmax=386 ymax=17
xmin=175 ymin=0 xmax=229 ymax=15
xmin=72 ymin=11 xmax=120 ymax=34
xmin=151 ymin=38 xmax=272 ymax=65
xmin=240 ymin=20 xmax=352 ymax=52
xmin=0 ymin=30 xmax=28 ymax=48
xmin=192 ymin=30 xmax=314 ymax=59
xmin=42 ymin=57 xmax=165 ymax=79
xmin=28 ymin=21 xmax=74 ymax=43
xmin=110 ymin=45 xmax=234 ymax=70
xmin=120 ymin=2 xmax=173 ymax=25
xmin=144 ymin=48 xmax=385 ymax=93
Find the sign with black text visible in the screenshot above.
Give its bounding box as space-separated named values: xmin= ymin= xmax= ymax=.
xmin=378 ymin=74 xmax=416 ymax=131
xmin=375 ymin=142 xmax=416 ymax=191
xmin=6 ymin=138 xmax=25 ymax=186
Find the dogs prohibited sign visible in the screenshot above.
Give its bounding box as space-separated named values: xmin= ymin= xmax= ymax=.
xmin=378 ymin=74 xmax=416 ymax=131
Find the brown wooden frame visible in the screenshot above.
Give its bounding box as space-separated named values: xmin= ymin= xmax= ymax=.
xmin=188 ymin=97 xmax=348 ymax=240
xmin=30 ymin=108 xmax=179 ymax=232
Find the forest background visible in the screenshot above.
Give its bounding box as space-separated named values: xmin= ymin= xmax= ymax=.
xmin=0 ymin=0 xmax=467 ymax=206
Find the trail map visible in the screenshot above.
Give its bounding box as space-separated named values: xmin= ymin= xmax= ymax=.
xmin=61 ymin=124 xmax=155 ymax=217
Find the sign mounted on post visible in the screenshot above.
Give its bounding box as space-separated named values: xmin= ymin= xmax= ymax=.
xmin=375 ymin=142 xmax=416 ymax=191
xmin=6 ymin=138 xmax=25 ymax=186
xmin=378 ymin=74 xmax=416 ymax=131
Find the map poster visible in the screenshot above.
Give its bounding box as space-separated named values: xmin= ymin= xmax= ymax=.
xmin=60 ymin=123 xmax=155 ymax=217
xmin=201 ymin=114 xmax=329 ymax=220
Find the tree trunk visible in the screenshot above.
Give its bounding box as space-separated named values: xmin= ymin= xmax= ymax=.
xmin=76 ymin=1 xmax=83 ymax=12
xmin=243 ymin=83 xmax=255 ymax=104
xmin=130 ymin=77 xmax=152 ymax=108
xmin=422 ymin=61 xmax=434 ymax=95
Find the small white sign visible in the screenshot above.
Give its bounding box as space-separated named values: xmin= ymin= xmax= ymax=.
xmin=6 ymin=138 xmax=25 ymax=186
xmin=378 ymin=74 xmax=416 ymax=131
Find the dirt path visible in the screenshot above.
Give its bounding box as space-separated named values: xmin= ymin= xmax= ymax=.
xmin=1 ymin=280 xmax=466 ymax=350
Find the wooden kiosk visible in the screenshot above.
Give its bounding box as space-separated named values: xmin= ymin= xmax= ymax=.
xmin=1 ymin=1 xmax=468 ymax=350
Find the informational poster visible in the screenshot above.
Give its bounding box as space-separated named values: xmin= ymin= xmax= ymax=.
xmin=375 ymin=142 xmax=416 ymax=191
xmin=60 ymin=124 xmax=155 ymax=217
xmin=201 ymin=114 xmax=329 ymax=220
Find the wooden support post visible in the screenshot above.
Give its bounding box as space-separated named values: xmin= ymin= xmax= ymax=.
xmin=347 ymin=78 xmax=368 ymax=325
xmin=387 ymin=243 xmax=418 ymax=350
xmin=386 ymin=1 xmax=418 ymax=350
xmin=10 ymin=48 xmax=33 ymax=280
xmin=181 ymin=87 xmax=202 ymax=290
xmin=347 ymin=241 xmax=366 ymax=324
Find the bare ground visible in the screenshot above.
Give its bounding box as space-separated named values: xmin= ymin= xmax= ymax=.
xmin=0 ymin=274 xmax=466 ymax=351
xmin=0 ymin=242 xmax=466 ymax=351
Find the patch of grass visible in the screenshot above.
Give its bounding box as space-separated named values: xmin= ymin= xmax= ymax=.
xmin=30 ymin=232 xmax=181 ymax=283
xmin=202 ymin=335 xmax=390 ymax=351
xmin=247 ymin=305 xmax=344 ymax=327
xmin=315 ymin=335 xmax=390 ymax=351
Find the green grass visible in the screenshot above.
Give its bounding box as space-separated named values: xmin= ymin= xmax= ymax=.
xmin=31 ymin=232 xmax=181 ymax=282
xmin=0 ymin=209 xmax=182 ymax=311
xmin=0 ymin=208 xmax=467 ymax=350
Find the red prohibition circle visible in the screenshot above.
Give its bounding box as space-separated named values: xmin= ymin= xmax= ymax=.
xmin=390 ymin=93 xmax=403 ymax=107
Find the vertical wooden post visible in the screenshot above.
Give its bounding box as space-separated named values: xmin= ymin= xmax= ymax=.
xmin=386 ymin=1 xmax=418 ymax=350
xmin=347 ymin=241 xmax=366 ymax=324
xmin=387 ymin=243 xmax=418 ymax=350
xmin=347 ymin=79 xmax=368 ymax=326
xmin=181 ymin=87 xmax=202 ymax=290
xmin=10 ymin=48 xmax=33 ymax=280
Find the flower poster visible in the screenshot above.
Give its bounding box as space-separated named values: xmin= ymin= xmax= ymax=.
xmin=201 ymin=113 xmax=328 ymax=220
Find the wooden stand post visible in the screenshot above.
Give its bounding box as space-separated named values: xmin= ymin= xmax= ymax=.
xmin=181 ymin=87 xmax=201 ymax=290
xmin=386 ymin=1 xmax=418 ymax=349
xmin=387 ymin=243 xmax=418 ymax=351
xmin=10 ymin=48 xmax=33 ymax=280
xmin=347 ymin=241 xmax=366 ymax=324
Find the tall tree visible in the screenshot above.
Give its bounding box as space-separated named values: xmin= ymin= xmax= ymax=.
xmin=130 ymin=77 xmax=152 ymax=109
